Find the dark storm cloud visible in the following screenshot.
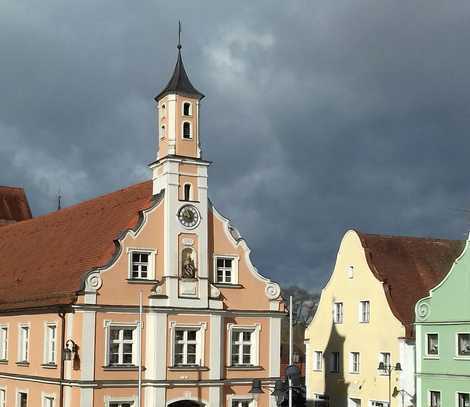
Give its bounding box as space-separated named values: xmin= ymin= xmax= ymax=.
xmin=1 ymin=0 xmax=470 ymax=289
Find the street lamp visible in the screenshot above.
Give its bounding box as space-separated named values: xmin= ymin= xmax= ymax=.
xmin=64 ymin=339 xmax=77 ymax=361
xmin=248 ymin=379 xmax=263 ymax=401
xmin=378 ymin=361 xmax=402 ymax=406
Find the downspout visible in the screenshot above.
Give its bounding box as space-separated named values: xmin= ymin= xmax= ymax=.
xmin=59 ymin=310 xmax=66 ymax=407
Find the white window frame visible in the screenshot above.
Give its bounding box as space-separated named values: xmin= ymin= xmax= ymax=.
xmin=313 ymin=351 xmax=323 ymax=371
xmin=41 ymin=393 xmax=56 ymax=407
xmin=16 ymin=389 xmax=28 ymax=407
xmin=214 ymin=255 xmax=239 ymax=284
xmin=359 ymin=300 xmax=370 ymax=323
xmin=456 ymin=332 xmax=470 ymax=358
xmin=127 ymin=248 xmax=156 ymax=280
xmin=457 ymin=392 xmax=470 ymax=407
xmin=227 ymin=395 xmax=256 ymax=407
xmin=378 ymin=352 xmax=391 ymax=375
xmin=169 ymin=322 xmax=207 ymax=367
xmin=17 ymin=324 xmax=30 ymax=363
xmin=0 ymin=386 xmax=6 ymax=407
xmin=349 ymin=352 xmax=360 ymax=373
xmin=103 ymin=321 xmax=138 ymax=367
xmin=43 ymin=322 xmax=57 ymax=365
xmin=428 ymin=390 xmax=441 ymax=407
xmin=227 ymin=323 xmax=260 ymax=367
xmin=333 ymin=302 xmax=343 ymax=324
xmin=346 ymin=265 xmax=354 ymax=278
xmin=0 ymin=324 xmax=8 ymax=361
xmin=182 ymin=121 xmax=192 ymax=139
xmin=182 ymin=101 xmax=192 ymax=116
xmin=104 ymin=396 xmax=136 ymax=407
xmin=425 ymin=332 xmax=439 ymax=358
xmin=160 ymin=124 xmax=166 ymax=139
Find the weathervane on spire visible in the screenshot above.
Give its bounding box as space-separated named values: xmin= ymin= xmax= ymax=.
xmin=177 ymin=20 xmax=182 ymax=50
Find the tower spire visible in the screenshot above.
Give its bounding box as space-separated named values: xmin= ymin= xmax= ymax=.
xmin=177 ymin=20 xmax=182 ymax=50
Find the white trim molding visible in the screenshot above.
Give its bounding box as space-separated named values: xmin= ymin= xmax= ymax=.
xmin=104 ymin=395 xmax=137 ymax=407
xmin=17 ymin=323 xmax=31 ymax=364
xmin=227 ymin=394 xmax=257 ymax=407
xmin=41 ymin=392 xmax=56 ymax=407
xmin=0 ymin=324 xmax=9 ymax=361
xmin=226 ymin=323 xmax=261 ymax=367
xmin=42 ymin=321 xmax=58 ymax=366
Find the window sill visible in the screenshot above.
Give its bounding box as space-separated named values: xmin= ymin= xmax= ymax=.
xmin=312 ymin=369 xmax=322 ymax=372
xmin=226 ymin=365 xmax=263 ymax=371
xmin=424 ymin=356 xmax=439 ymax=360
xmin=41 ymin=363 xmax=58 ymax=369
xmin=169 ymin=366 xmax=209 ymax=371
xmin=16 ymin=361 xmax=30 ymax=367
xmin=359 ymin=321 xmax=370 ymax=324
xmin=349 ymin=371 xmax=360 ymax=375
xmin=102 ymin=365 xmax=144 ymax=371
xmin=214 ymin=283 xmax=243 ymax=289
xmin=0 ymin=359 xmax=7 ymax=364
xmin=126 ymin=279 xmax=160 ymax=285
xmin=454 ymin=356 xmax=470 ymax=360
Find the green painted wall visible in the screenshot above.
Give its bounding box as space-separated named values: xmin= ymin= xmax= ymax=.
xmin=415 ymin=240 xmax=470 ymax=407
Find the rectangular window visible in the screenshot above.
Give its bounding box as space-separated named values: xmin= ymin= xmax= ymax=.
xmin=314 ymin=351 xmax=323 ymax=371
xmin=216 ymin=258 xmax=233 ymax=283
xmin=19 ymin=326 xmax=29 ymax=362
xmin=109 ymin=403 xmax=133 ymax=407
xmin=379 ymin=352 xmax=390 ymax=374
xmin=330 ymin=351 xmax=340 ymax=373
xmin=0 ymin=389 xmax=5 ymax=407
xmin=109 ymin=327 xmax=135 ymax=366
xmin=430 ymin=391 xmax=440 ymax=407
xmin=174 ymin=328 xmax=199 ymax=366
xmin=0 ymin=327 xmax=7 ymax=360
xmin=350 ymin=352 xmax=360 ymax=373
xmin=18 ymin=392 xmax=27 ymax=407
xmin=131 ymin=252 xmax=149 ymax=279
xmin=426 ymin=333 xmax=439 ymax=356
xmin=43 ymin=397 xmax=54 ymax=407
xmin=333 ymin=302 xmax=343 ymax=324
xmin=359 ymin=301 xmax=370 ymax=323
xmin=457 ymin=333 xmax=470 ymax=356
xmin=45 ymin=324 xmax=57 ymax=364
xmin=370 ymin=402 xmax=389 ymax=407
xmin=458 ymin=393 xmax=470 ymax=407
xmin=232 ymin=400 xmax=252 ymax=407
xmin=231 ymin=330 xmax=254 ymax=366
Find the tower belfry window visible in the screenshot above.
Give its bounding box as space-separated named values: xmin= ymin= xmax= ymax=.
xmin=184 ymin=184 xmax=191 ymax=201
xmin=183 ymin=102 xmax=191 ymax=116
xmin=183 ymin=122 xmax=192 ymax=139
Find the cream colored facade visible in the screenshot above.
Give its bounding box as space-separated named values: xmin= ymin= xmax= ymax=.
xmin=305 ymin=230 xmax=414 ymax=407
xmin=0 ymin=46 xmax=284 ymax=407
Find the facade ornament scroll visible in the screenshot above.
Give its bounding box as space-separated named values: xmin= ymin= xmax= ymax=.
xmin=265 ymin=282 xmax=281 ymax=300
xmin=85 ymin=273 xmax=102 ymax=291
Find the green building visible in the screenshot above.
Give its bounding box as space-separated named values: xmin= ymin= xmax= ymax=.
xmin=415 ymin=237 xmax=470 ymax=407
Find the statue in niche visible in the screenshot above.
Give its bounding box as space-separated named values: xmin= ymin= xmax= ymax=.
xmin=181 ymin=247 xmax=197 ymax=279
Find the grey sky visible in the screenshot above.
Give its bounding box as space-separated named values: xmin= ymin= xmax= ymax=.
xmin=1 ymin=0 xmax=470 ymax=290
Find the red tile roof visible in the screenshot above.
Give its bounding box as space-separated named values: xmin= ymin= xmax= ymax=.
xmin=0 ymin=180 xmax=157 ymax=311
xmin=0 ymin=186 xmax=32 ymax=225
xmin=357 ymin=231 xmax=465 ymax=338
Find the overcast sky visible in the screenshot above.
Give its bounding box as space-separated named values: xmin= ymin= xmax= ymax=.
xmin=1 ymin=1 xmax=470 ymax=290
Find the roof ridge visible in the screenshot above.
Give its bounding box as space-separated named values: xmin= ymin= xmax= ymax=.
xmin=355 ymin=229 xmax=463 ymax=243
xmin=0 ymin=180 xmax=152 ymax=231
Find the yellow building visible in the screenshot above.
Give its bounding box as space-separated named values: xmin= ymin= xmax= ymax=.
xmin=304 ymin=229 xmax=461 ymax=407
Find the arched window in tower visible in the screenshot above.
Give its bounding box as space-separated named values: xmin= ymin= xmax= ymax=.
xmin=181 ymin=247 xmax=197 ymax=279
xmin=183 ymin=122 xmax=192 ymax=139
xmin=183 ymin=102 xmax=192 ymax=116
xmin=183 ymin=184 xmax=192 ymax=201
xmin=160 ymin=125 xmax=166 ymax=139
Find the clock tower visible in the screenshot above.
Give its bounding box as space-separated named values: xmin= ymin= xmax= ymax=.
xmin=150 ymin=40 xmax=216 ymax=308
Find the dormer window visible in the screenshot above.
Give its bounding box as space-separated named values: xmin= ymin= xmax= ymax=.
xmin=183 ymin=184 xmax=191 ymax=201
xmin=183 ymin=122 xmax=192 ymax=139
xmin=183 ymin=102 xmax=192 ymax=116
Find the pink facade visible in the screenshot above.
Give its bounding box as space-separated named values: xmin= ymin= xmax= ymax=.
xmin=0 ymin=44 xmax=284 ymax=407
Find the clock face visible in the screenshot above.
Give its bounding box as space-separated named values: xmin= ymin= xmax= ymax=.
xmin=178 ymin=204 xmax=200 ymax=229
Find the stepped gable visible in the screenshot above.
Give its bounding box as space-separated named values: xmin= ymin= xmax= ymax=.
xmin=0 ymin=180 xmax=156 ymax=311
xmin=0 ymin=186 xmax=32 ymax=226
xmin=357 ymin=231 xmax=465 ymax=338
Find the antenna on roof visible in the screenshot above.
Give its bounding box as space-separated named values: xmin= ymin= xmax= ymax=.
xmin=57 ymin=189 xmax=62 ymax=211
xmin=177 ymin=20 xmax=182 ymax=50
